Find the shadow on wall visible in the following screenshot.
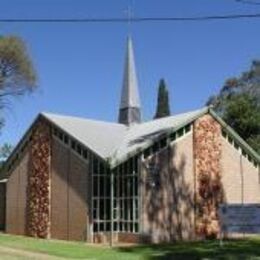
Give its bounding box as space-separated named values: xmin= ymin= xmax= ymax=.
xmin=141 ymin=144 xmax=195 ymax=243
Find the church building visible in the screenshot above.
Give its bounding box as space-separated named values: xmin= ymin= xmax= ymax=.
xmin=0 ymin=37 xmax=259 ymax=244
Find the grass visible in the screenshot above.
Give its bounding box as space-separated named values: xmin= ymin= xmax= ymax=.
xmin=1 ymin=233 xmax=260 ymax=259
xmin=0 ymin=234 xmax=138 ymax=260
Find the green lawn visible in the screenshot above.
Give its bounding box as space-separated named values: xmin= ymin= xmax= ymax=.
xmin=1 ymin=233 xmax=260 ymax=259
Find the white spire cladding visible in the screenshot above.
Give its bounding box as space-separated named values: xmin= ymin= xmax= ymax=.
xmin=118 ymin=36 xmax=141 ymax=125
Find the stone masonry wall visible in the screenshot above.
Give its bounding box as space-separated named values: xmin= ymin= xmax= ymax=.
xmin=194 ymin=114 xmax=223 ymax=238
xmin=27 ymin=119 xmax=51 ymax=238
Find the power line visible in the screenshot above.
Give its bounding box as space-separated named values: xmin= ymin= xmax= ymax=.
xmin=0 ymin=13 xmax=260 ymax=23
xmin=236 ymin=0 xmax=260 ymax=5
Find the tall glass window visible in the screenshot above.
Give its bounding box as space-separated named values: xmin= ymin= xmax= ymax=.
xmin=92 ymin=156 xmax=139 ymax=233
xmin=113 ymin=156 xmax=139 ymax=233
xmin=92 ymin=157 xmax=111 ymax=232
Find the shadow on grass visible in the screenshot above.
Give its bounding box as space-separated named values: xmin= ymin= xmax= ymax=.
xmin=116 ymin=239 xmax=260 ymax=260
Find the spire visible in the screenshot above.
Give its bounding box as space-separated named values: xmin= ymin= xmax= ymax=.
xmin=118 ymin=36 xmax=141 ymax=125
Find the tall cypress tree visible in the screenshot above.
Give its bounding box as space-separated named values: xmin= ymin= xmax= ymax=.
xmin=154 ymin=79 xmax=171 ymax=119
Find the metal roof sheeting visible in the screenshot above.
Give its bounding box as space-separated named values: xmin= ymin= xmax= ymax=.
xmin=1 ymin=106 xmax=259 ymax=178
xmin=112 ymin=107 xmax=208 ymax=165
xmin=42 ymin=113 xmax=127 ymax=160
xmin=42 ymin=107 xmax=208 ymax=165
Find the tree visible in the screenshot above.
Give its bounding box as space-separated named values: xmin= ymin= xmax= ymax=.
xmin=223 ymin=94 xmax=260 ymax=153
xmin=0 ymin=35 xmax=37 ymax=170
xmin=154 ymin=79 xmax=171 ymax=119
xmin=0 ymin=143 xmax=13 ymax=161
xmin=0 ymin=143 xmax=13 ymax=169
xmin=0 ymin=35 xmax=37 ymax=113
xmin=207 ymin=60 xmax=260 ymax=153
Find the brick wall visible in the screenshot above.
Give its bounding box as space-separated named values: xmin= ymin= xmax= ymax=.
xmin=141 ymin=132 xmax=195 ymax=243
xmin=93 ymin=232 xmax=140 ymax=244
xmin=51 ymin=137 xmax=90 ymax=241
xmin=5 ymin=122 xmax=91 ymax=242
xmin=0 ymin=183 xmax=6 ymax=230
xmin=50 ymin=137 xmax=69 ymax=240
xmin=6 ymin=151 xmax=30 ymax=235
xmin=4 ymin=113 xmax=259 ymax=244
xmin=221 ymin=136 xmax=260 ymax=204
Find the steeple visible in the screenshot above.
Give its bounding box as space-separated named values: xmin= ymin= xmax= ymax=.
xmin=118 ymin=36 xmax=141 ymax=125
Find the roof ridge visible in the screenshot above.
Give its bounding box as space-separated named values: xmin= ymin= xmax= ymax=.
xmin=127 ymin=106 xmax=209 ymax=127
xmin=41 ymin=112 xmax=127 ymax=127
xmin=109 ymin=107 xmax=210 ymax=167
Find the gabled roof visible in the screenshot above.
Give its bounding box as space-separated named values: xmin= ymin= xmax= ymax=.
xmin=112 ymin=107 xmax=209 ymax=166
xmin=1 ymin=106 xmax=259 ymax=180
xmin=41 ymin=106 xmax=260 ymax=166
xmin=42 ymin=113 xmax=127 ymax=160
xmin=42 ymin=107 xmax=208 ymax=166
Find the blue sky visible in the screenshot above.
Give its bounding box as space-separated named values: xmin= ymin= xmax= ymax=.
xmin=1 ymin=0 xmax=260 ymax=147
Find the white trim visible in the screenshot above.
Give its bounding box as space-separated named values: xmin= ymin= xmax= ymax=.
xmin=169 ymin=129 xmax=193 ymax=147
xmin=52 ymin=134 xmax=89 ymax=164
xmin=221 ymin=130 xmax=258 ymax=168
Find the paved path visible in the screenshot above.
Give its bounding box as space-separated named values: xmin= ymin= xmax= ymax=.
xmin=0 ymin=245 xmax=65 ymax=260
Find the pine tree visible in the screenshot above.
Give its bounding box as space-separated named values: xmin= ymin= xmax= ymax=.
xmin=154 ymin=79 xmax=171 ymax=119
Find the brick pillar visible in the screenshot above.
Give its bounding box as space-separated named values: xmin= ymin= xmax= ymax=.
xmin=194 ymin=114 xmax=223 ymax=238
xmin=27 ymin=119 xmax=51 ymax=238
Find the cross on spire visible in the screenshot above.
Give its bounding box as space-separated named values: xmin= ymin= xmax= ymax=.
xmin=124 ymin=0 xmax=134 ymax=34
xmin=126 ymin=5 xmax=133 ymax=32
